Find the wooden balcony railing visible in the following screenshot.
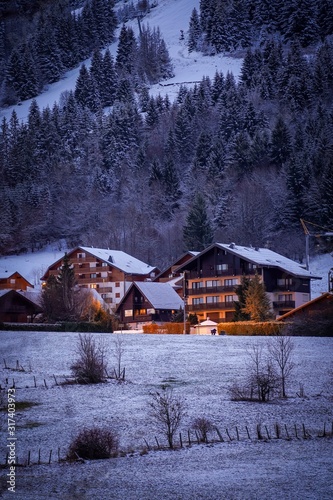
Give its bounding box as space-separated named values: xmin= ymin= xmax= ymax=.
xmin=187 ymin=301 xmax=238 ymax=312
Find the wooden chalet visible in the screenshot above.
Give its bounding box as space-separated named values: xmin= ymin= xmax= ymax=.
xmin=0 ymin=271 xmax=34 ymax=291
xmin=176 ymin=243 xmax=322 ymax=323
xmin=0 ymin=290 xmax=42 ymax=323
xmin=41 ymin=246 xmax=158 ymax=311
xmin=116 ymin=281 xmax=184 ymax=327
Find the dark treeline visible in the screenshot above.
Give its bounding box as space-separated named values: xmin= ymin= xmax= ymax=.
xmin=0 ymin=0 xmax=333 ymax=269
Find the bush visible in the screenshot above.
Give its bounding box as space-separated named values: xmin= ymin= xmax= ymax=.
xmin=217 ymin=321 xmax=285 ymax=336
xmin=70 ymin=333 xmax=107 ymax=383
xmin=67 ymin=427 xmax=119 ymax=460
xmin=191 ymin=417 xmax=214 ymax=442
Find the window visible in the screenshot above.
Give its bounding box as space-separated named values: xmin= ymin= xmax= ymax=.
xmin=224 ymin=278 xmax=238 ymax=286
xmin=89 ymin=284 xmax=97 ymax=289
xmin=78 ymin=252 xmax=86 ymax=259
xmin=90 ymin=273 xmax=97 ymax=278
xmin=277 ymin=278 xmax=293 ymax=286
xmin=101 ymin=262 xmax=108 ymax=267
xmin=206 ymin=280 xmax=220 ymax=288
xmin=216 ymin=264 xmax=228 ymax=271
xmin=225 ymin=295 xmax=235 ymax=303
xmin=115 ymin=282 xmax=120 ymax=287
xmin=278 ymin=294 xmax=293 ymax=302
xmin=206 ymin=296 xmax=219 ymax=303
xmin=193 ymin=297 xmax=204 ymax=305
xmin=192 ymin=281 xmax=203 ymax=289
xmin=10 ymin=279 xmax=16 ymax=284
xmin=115 ymin=293 xmax=120 ymax=298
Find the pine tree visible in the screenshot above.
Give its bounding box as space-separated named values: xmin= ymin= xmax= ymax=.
xmin=188 ymin=8 xmax=202 ymax=52
xmin=56 ymin=253 xmax=77 ymax=320
xmin=183 ymin=192 xmax=213 ymax=251
xmin=234 ymin=275 xmax=251 ymax=321
xmin=244 ymin=273 xmax=272 ymax=321
xmin=116 ymin=24 xmax=137 ymax=76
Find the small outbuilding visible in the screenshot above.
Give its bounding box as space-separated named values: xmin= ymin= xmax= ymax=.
xmin=0 ymin=290 xmax=43 ymax=323
xmin=192 ymin=318 xmax=218 ymax=335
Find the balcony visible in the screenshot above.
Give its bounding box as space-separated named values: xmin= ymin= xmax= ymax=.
xmin=186 ymin=268 xmax=257 ymax=279
xmin=272 ymin=301 xmax=295 ymax=309
xmin=187 ymin=301 xmax=238 ymax=312
xmin=187 ymin=285 xmax=236 ymax=296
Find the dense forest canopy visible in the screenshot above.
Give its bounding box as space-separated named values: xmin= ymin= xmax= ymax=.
xmin=1 ymin=0 xmax=333 ymax=269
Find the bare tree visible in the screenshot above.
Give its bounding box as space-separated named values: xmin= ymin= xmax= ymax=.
xmin=191 ymin=417 xmax=214 ymax=443
xmin=113 ymin=334 xmax=126 ymax=381
xmin=71 ymin=334 xmax=108 ymax=384
xmin=247 ymin=343 xmax=277 ymax=402
xmin=268 ymin=334 xmax=294 ymax=398
xmin=148 ymin=387 xmax=186 ymax=449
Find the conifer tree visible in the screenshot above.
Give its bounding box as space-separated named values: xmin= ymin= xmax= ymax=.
xmin=183 ymin=192 xmax=213 ymax=251
xmin=188 ymin=8 xmax=202 ymax=52
xmin=243 ymin=273 xmax=272 ymax=321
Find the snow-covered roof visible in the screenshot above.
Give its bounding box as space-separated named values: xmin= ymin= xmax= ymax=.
xmin=79 ymin=247 xmax=157 ymax=275
xmin=214 ymin=243 xmax=322 ymax=279
xmin=132 ymin=281 xmax=184 ymax=310
xmin=197 ymin=319 xmax=218 ymax=327
xmin=0 ymin=270 xmax=32 ymax=284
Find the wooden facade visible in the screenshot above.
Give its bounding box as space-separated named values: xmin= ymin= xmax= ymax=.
xmin=41 ymin=247 xmax=158 ymax=311
xmin=0 ymin=290 xmax=42 ymax=323
xmin=0 ymin=271 xmax=33 ymax=291
xmin=116 ymin=281 xmax=184 ymax=326
xmin=176 ymin=243 xmax=321 ymax=323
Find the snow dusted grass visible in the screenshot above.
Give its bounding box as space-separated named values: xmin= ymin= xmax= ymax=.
xmin=0 ymin=332 xmax=332 ymax=499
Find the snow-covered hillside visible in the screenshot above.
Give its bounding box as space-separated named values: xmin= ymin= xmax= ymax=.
xmin=0 ymin=0 xmax=243 ymax=123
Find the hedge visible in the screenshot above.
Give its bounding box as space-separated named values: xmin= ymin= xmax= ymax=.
xmin=217 ymin=321 xmax=287 ymax=336
xmin=143 ymin=322 xmax=190 ymax=334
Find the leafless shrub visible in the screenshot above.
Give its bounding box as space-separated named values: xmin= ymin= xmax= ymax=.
xmin=113 ymin=334 xmax=126 ymax=381
xmin=70 ymin=333 xmax=108 ymax=384
xmin=67 ymin=427 xmax=119 ymax=460
xmin=229 ymin=343 xmax=279 ymax=402
xmin=148 ymin=387 xmax=186 ymax=449
xmin=191 ymin=417 xmax=214 ymax=443
xmin=268 ymin=334 xmax=294 ymax=397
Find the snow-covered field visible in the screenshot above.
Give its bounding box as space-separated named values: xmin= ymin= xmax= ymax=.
xmin=0 ymin=332 xmax=332 ymax=499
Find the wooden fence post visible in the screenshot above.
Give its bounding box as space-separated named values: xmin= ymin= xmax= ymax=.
xmin=215 ymin=426 xmax=224 ymax=442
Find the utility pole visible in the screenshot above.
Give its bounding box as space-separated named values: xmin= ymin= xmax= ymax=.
xmin=300 ymin=219 xmax=333 ymax=270
xmin=183 ymin=272 xmax=187 ymax=334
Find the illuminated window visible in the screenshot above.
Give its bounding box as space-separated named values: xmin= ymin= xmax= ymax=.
xmin=206 ymin=296 xmax=219 ymax=303
xmin=206 ymin=280 xmax=220 ymax=287
xmin=224 ymin=279 xmax=238 ymax=286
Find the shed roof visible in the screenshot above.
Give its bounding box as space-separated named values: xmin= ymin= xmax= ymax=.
xmin=127 ymin=281 xmax=184 ymax=310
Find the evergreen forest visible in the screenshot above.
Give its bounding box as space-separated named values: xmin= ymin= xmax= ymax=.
xmin=1 ymin=0 xmax=333 ymax=269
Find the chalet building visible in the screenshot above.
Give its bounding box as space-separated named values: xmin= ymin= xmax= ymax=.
xmin=116 ymin=281 xmax=184 ymax=327
xmin=0 ymin=271 xmax=34 ymax=291
xmin=154 ymin=251 xmax=199 ymax=283
xmin=0 ymin=290 xmax=42 ymax=323
xmin=153 ymin=251 xmax=200 ymax=299
xmin=41 ymin=247 xmax=158 ymax=311
xmin=176 ymin=243 xmax=322 ymax=323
